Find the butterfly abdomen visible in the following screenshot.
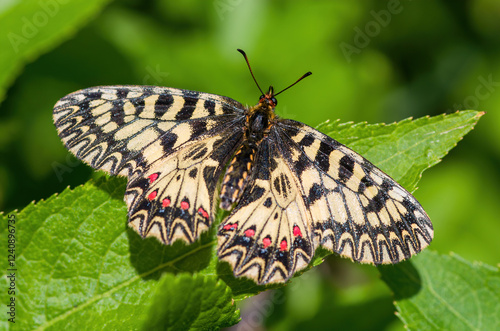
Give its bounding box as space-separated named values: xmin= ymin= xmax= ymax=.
xmin=219 ymin=105 xmax=274 ymax=210
xmin=219 ymin=142 xmax=257 ymax=210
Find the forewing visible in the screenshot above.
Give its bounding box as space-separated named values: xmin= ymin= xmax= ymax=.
xmin=218 ymin=138 xmax=314 ymax=285
xmin=53 ymin=85 xmax=246 ymax=244
xmin=276 ymin=119 xmax=433 ymax=265
xmin=53 ymin=85 xmax=244 ymax=176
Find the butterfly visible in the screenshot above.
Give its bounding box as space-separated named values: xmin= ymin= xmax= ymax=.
xmin=53 ymin=49 xmax=433 ymax=285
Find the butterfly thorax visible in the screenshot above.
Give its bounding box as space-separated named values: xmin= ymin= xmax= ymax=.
xmin=219 ymin=87 xmax=277 ymax=210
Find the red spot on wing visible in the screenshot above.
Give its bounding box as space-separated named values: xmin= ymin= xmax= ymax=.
xmin=280 ymin=239 xmax=287 ymax=251
xmin=244 ymin=228 xmax=255 ymax=237
xmin=147 ymin=190 xmax=157 ymax=201
xmin=293 ymin=225 xmax=302 ymax=237
xmin=180 ymin=200 xmax=190 ymax=210
xmin=263 ymin=237 xmax=271 ymax=248
xmin=198 ymin=207 xmax=209 ymax=219
xmin=224 ymin=223 xmax=238 ymax=231
xmin=148 ymin=173 xmax=159 ymax=183
xmin=162 ymin=198 xmax=170 ymax=208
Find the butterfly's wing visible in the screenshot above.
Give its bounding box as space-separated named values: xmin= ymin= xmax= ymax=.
xmin=53 ymin=85 xmax=245 ymax=244
xmin=218 ymin=118 xmax=433 ymax=285
xmin=124 ymin=128 xmax=243 ymax=244
xmin=276 ymin=119 xmax=433 ymax=265
xmin=218 ymin=135 xmax=315 ymax=284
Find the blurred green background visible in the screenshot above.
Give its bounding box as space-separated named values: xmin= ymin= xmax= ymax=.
xmin=1 ymin=0 xmax=499 ymax=330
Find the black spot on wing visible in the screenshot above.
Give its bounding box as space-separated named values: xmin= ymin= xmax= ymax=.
xmin=191 ymin=120 xmax=207 ymax=137
xmin=364 ymin=188 xmax=390 ymax=213
xmin=308 ymin=183 xmax=323 ymax=203
xmin=204 ymin=99 xmax=216 ymax=116
xmin=299 ymin=134 xmax=315 ymax=147
xmin=176 ymin=95 xmax=198 ymax=120
xmin=358 ymin=175 xmax=374 ymax=194
xmin=155 ymin=94 xmax=174 ymax=116
xmin=239 ymin=186 xmax=266 ymax=207
xmin=264 ymin=197 xmax=272 ymax=208
xmin=188 ymin=168 xmax=198 ymax=179
xmin=293 ymin=153 xmax=309 ymax=177
xmin=280 ymin=174 xmax=291 ymax=199
xmin=381 ymin=179 xmax=394 ymax=191
xmin=160 ymin=132 xmax=178 ymax=152
xmin=273 ymin=178 xmax=281 ymax=195
xmin=110 ymin=100 xmax=125 ymax=126
xmin=339 ymin=155 xmax=355 ymax=182
xmin=315 ymin=141 xmax=334 ymax=173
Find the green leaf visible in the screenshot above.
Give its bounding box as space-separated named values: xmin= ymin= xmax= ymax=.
xmin=317 ymin=110 xmax=484 ymax=191
xmin=143 ymin=274 xmax=240 ymax=330
xmin=0 ymin=0 xmax=113 ymax=104
xmin=380 ymin=251 xmax=500 ymax=330
xmin=0 ymin=178 xmax=239 ymax=330
xmin=0 ymin=111 xmax=483 ymax=329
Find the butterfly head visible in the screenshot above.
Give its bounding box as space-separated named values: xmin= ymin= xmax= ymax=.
xmin=258 ymin=86 xmax=278 ymax=109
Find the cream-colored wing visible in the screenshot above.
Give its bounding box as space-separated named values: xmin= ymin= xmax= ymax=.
xmin=276 ymin=119 xmax=433 ymax=264
xmin=53 ymin=85 xmax=245 ymax=176
xmin=126 ymin=128 xmax=242 ymax=244
xmin=218 ymin=138 xmax=314 ymax=285
xmin=53 ymin=85 xmax=246 ymax=244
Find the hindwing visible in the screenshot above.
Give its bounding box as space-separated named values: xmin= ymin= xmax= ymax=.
xmin=218 ymin=137 xmax=314 ymax=284
xmin=53 ymin=85 xmax=246 ymax=243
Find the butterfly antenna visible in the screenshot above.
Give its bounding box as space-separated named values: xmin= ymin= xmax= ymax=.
xmin=274 ymin=71 xmax=312 ymax=97
xmin=237 ymin=49 xmax=265 ymax=96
